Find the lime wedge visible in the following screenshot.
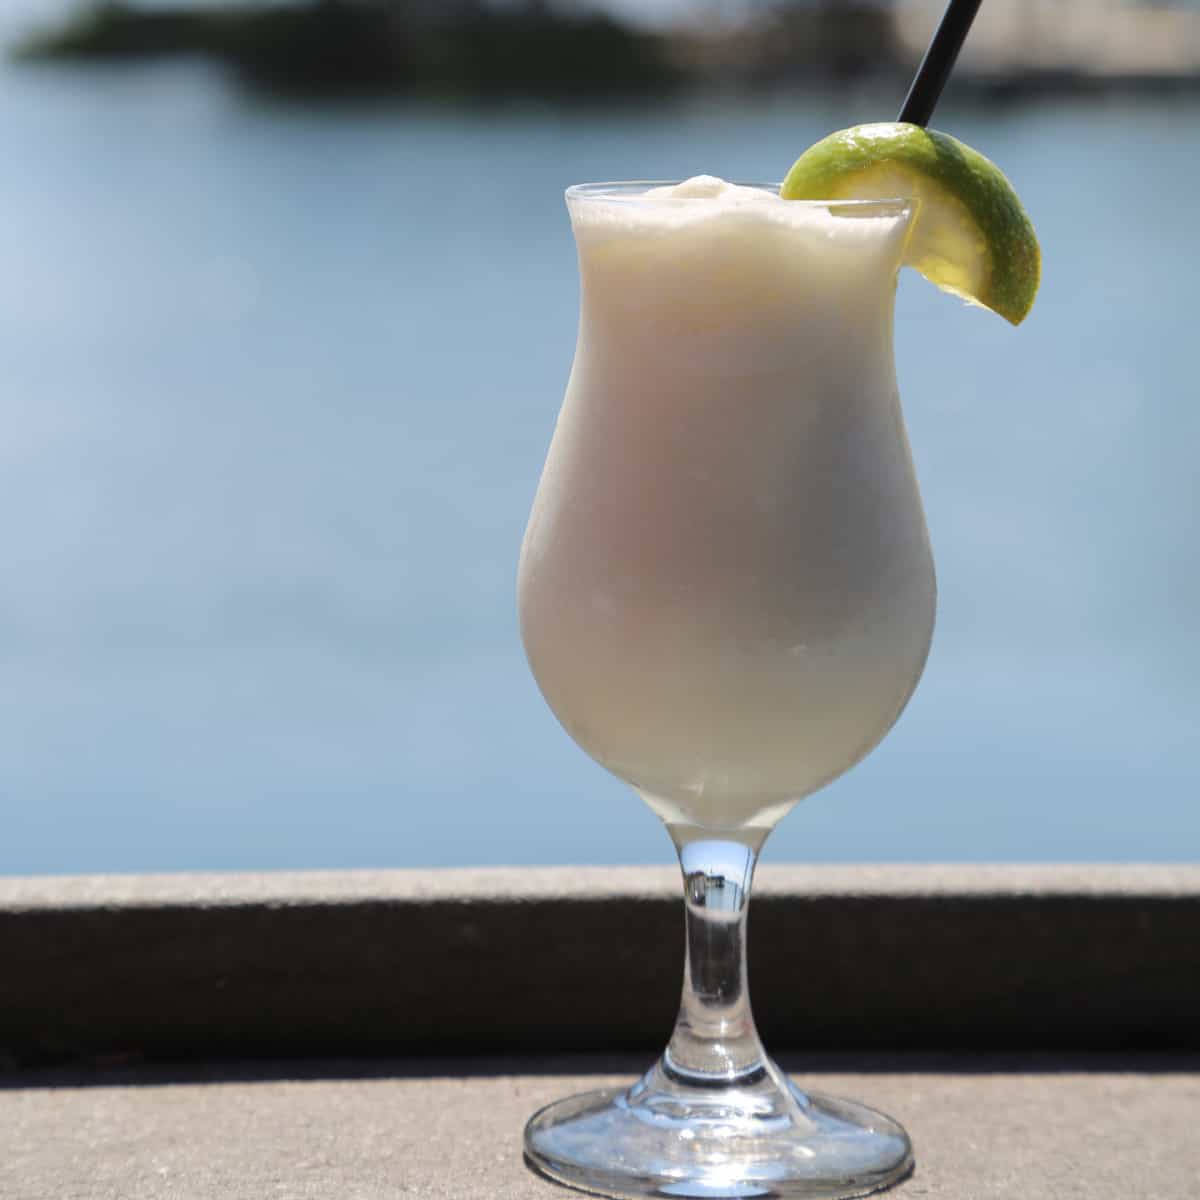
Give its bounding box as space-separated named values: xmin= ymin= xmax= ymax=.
xmin=781 ymin=122 xmax=1040 ymax=325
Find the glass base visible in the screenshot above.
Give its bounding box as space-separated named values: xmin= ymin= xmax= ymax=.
xmin=524 ymin=1060 xmax=913 ymax=1200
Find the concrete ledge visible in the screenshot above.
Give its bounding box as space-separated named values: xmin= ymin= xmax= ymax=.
xmin=2 ymin=865 xmax=1198 ymax=1064
xmin=4 ymin=1053 xmax=1200 ymax=1199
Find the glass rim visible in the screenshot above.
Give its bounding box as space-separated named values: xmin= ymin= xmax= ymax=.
xmin=564 ymin=181 xmax=911 ymax=211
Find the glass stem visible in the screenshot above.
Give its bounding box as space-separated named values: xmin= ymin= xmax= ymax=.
xmin=662 ymin=824 xmax=769 ymax=1086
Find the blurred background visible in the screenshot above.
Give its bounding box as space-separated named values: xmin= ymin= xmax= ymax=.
xmin=1 ymin=0 xmax=1197 ymax=876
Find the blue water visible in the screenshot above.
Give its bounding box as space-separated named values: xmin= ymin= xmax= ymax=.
xmin=1 ymin=54 xmax=1197 ymax=874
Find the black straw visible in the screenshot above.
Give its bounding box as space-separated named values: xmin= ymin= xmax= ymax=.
xmin=897 ymin=0 xmax=985 ymax=126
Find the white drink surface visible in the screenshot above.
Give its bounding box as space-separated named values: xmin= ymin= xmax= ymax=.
xmin=519 ymin=178 xmax=936 ymax=832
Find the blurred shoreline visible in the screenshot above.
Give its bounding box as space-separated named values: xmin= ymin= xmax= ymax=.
xmin=13 ymin=0 xmax=1200 ymax=103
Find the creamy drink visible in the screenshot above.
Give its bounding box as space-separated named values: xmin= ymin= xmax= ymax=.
xmin=519 ymin=177 xmax=936 ymax=833
xmin=518 ymin=118 xmax=1039 ymax=1200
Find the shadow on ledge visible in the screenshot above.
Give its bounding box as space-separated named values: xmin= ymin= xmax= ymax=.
xmin=4 ymin=1049 xmax=1200 ymax=1090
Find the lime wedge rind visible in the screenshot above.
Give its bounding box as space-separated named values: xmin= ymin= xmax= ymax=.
xmin=782 ymin=123 xmax=1040 ymax=326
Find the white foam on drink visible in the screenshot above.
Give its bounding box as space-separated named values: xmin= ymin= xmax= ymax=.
xmin=568 ymin=176 xmax=913 ymax=346
xmin=645 ymin=175 xmax=773 ymax=202
xmin=570 ymin=175 xmax=910 ymax=244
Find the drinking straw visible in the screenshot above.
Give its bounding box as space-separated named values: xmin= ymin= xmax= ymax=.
xmin=897 ymin=0 xmax=985 ymax=126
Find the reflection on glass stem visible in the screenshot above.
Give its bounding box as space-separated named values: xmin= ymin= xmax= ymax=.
xmin=666 ymin=833 xmax=765 ymax=1086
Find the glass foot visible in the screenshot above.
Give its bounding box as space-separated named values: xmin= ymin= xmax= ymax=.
xmin=524 ymin=1060 xmax=913 ymax=1200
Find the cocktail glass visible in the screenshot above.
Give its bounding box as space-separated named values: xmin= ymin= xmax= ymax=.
xmin=518 ymin=181 xmax=936 ymax=1200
